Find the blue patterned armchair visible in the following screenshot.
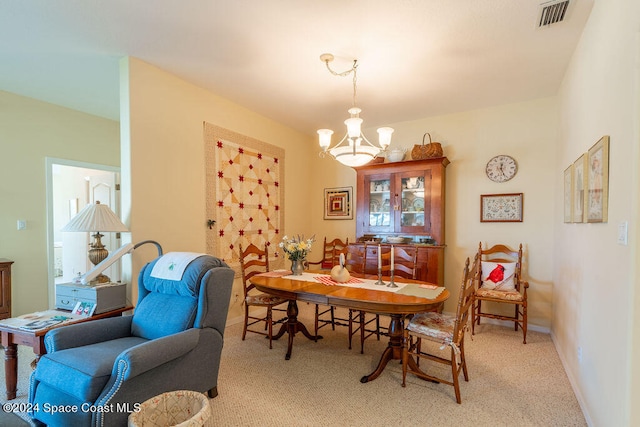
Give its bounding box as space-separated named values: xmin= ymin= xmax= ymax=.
xmin=29 ymin=253 xmax=234 ymax=427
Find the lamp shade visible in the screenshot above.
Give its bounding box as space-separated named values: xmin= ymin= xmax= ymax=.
xmin=62 ymin=201 xmax=128 ymax=232
xmin=317 ymin=129 xmax=333 ymax=149
xmin=377 ymin=127 xmax=394 ymax=149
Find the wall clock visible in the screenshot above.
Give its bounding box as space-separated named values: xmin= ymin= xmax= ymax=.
xmin=485 ymin=155 xmax=518 ymax=183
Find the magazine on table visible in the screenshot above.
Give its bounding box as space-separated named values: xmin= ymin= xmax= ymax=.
xmin=19 ymin=318 xmax=65 ymax=331
xmin=0 ymin=310 xmax=80 ymax=331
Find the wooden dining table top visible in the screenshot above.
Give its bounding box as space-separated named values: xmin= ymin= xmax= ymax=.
xmin=250 ymin=270 xmax=450 ymax=315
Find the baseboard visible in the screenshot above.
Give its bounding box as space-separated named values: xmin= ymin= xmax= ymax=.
xmin=225 ymin=314 xmax=244 ymax=328
xmin=550 ymin=330 xmax=593 ymax=426
xmin=473 ymin=317 xmax=550 ymax=334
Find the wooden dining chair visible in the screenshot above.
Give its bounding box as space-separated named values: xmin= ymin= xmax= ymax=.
xmin=402 ymin=254 xmax=478 ymax=404
xmin=380 ymin=245 xmax=418 ymax=280
xmin=351 ymin=245 xmax=418 ymax=354
xmin=337 ymin=244 xmax=371 ymax=352
xmin=349 ymin=245 xmax=418 ymax=353
xmin=239 ymin=242 xmax=288 ymax=349
xmin=306 ymin=237 xmax=348 ymax=270
xmin=472 ymin=242 xmax=528 ymax=343
xmin=309 ymin=238 xmax=349 ymax=336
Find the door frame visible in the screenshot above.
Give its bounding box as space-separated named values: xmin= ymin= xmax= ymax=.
xmin=45 ymin=157 xmax=121 ymax=309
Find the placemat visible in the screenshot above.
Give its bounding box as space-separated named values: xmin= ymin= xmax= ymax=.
xmin=395 ymin=284 xmax=446 ymax=299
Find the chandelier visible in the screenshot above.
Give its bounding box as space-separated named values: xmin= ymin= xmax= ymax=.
xmin=317 ymin=53 xmax=394 ymax=167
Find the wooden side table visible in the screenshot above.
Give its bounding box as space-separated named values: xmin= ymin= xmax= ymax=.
xmin=0 ymin=306 xmax=133 ymax=400
xmin=0 ymin=259 xmax=14 ymax=320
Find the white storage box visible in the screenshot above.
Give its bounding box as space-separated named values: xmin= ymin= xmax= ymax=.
xmin=55 ymin=282 xmax=126 ymax=314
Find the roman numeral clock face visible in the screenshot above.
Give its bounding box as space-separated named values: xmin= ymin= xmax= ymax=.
xmin=485 ymin=155 xmax=518 ymax=183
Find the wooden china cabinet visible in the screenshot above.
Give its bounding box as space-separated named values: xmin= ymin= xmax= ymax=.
xmin=353 ymin=157 xmax=449 ymax=285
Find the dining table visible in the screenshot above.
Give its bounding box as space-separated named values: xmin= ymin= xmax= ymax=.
xmin=250 ymin=270 xmax=449 ymax=383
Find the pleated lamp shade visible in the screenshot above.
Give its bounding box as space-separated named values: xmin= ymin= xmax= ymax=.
xmin=62 ymin=201 xmax=128 ymax=233
xmin=62 ymin=201 xmax=128 ymax=282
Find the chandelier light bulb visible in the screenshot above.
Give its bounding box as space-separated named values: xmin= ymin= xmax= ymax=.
xmin=345 ymin=116 xmax=363 ymax=139
xmin=317 ymin=129 xmax=333 ymax=150
xmin=377 ymin=127 xmax=394 ymax=149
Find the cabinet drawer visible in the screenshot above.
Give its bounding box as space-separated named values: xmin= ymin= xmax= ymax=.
xmin=56 ymin=286 xmax=97 ymax=301
xmin=55 ymin=294 xmax=94 ymax=310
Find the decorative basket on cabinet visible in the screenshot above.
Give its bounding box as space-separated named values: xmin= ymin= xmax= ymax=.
xmin=411 ymin=133 xmax=443 ymax=160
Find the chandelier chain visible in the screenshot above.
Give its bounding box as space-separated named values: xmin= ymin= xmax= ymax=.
xmin=352 ymin=65 xmax=357 ymax=108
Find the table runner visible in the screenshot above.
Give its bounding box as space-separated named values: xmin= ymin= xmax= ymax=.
xmin=274 ymin=272 xmax=445 ymax=298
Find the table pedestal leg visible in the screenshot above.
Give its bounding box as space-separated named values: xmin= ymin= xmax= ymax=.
xmin=272 ymin=300 xmax=322 ymax=360
xmin=4 ymin=343 xmax=17 ymax=400
xmin=361 ymin=313 xmax=403 ymax=383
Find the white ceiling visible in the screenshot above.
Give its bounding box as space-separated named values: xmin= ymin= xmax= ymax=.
xmin=0 ymin=1 xmax=593 ymax=137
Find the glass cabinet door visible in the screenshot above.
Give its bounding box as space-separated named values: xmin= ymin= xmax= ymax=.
xmin=398 ymin=171 xmax=431 ymax=232
xmin=365 ymin=175 xmax=392 ymax=231
xmin=356 ymin=157 xmax=448 ymax=248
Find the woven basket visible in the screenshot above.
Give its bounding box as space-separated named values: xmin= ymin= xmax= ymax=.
xmin=128 ymin=390 xmax=213 ymax=427
xmin=411 ymin=133 xmax=443 ymax=160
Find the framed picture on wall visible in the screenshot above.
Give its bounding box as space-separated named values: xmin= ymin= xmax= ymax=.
xmin=480 ymin=193 xmax=523 ymax=222
xmin=586 ymin=136 xmax=610 ymax=223
xmin=572 ymin=154 xmax=588 ymax=223
xmin=324 ymin=186 xmax=353 ymax=220
xmin=563 ymin=165 xmax=573 ymax=223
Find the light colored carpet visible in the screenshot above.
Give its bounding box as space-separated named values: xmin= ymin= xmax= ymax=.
xmin=211 ymin=304 xmax=586 ymax=427
xmin=1 ymin=304 xmax=586 ymax=426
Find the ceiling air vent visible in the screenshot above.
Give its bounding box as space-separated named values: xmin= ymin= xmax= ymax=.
xmin=538 ymin=0 xmax=571 ymax=27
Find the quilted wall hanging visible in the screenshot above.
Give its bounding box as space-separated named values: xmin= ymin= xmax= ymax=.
xmin=204 ymin=122 xmax=285 ymax=273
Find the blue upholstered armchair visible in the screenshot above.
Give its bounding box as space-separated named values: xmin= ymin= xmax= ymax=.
xmin=29 ymin=254 xmax=234 ymax=427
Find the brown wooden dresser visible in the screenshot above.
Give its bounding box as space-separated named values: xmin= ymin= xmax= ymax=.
xmin=0 ymin=259 xmax=13 ymax=320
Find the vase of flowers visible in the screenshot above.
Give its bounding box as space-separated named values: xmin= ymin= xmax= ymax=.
xmin=279 ymin=235 xmax=315 ymax=276
xmin=290 ymin=258 xmax=304 ymax=276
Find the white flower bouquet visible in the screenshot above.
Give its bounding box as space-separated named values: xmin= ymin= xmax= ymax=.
xmin=279 ymin=235 xmax=315 ymax=261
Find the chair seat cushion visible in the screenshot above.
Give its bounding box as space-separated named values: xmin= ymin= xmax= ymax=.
xmin=476 ymin=287 xmax=524 ymax=301
xmin=34 ymin=336 xmax=148 ymax=402
xmin=406 ymin=312 xmax=455 ymax=345
xmin=246 ymin=293 xmax=287 ymax=306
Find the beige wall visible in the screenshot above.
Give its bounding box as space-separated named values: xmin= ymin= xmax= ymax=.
xmin=120 ymin=57 xmax=316 ymax=321
xmin=0 ymin=90 xmax=120 ymax=316
xmin=117 ymin=55 xmax=558 ymax=324
xmin=554 ymin=0 xmax=640 ymax=425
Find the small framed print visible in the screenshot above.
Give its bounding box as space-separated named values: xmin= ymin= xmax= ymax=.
xmin=563 ymin=165 xmax=573 ymax=223
xmin=324 ymin=186 xmax=353 ymax=220
xmin=572 ymin=154 xmax=588 ymax=223
xmin=587 ymin=136 xmax=609 ymax=223
xmin=480 ymin=193 xmax=523 ymax=222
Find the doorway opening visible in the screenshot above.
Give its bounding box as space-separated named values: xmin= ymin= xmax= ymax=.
xmin=46 ymin=158 xmax=121 ymax=308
